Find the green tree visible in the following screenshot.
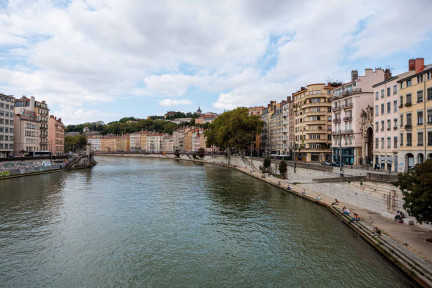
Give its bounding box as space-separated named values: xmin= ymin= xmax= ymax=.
xmin=393 ymin=160 xmax=432 ymax=224
xmin=64 ymin=135 xmax=87 ymax=153
xmin=263 ymin=157 xmax=271 ymax=173
xmin=197 ymin=147 xmax=205 ymax=158
xmin=279 ymin=160 xmax=287 ymax=178
xmin=174 ymin=149 xmax=180 ymax=158
xmin=204 ymin=107 xmax=263 ymax=154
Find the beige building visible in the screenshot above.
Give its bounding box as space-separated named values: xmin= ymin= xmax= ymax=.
xmin=100 ymin=135 xmax=117 ymax=153
xmin=161 ymin=135 xmax=174 ymax=153
xmin=397 ymin=58 xmax=432 ymax=171
xmin=130 ymin=132 xmax=141 ymax=151
xmin=293 ymin=83 xmax=339 ymax=162
xmin=173 ymin=129 xmax=185 ymax=152
xmin=146 ymin=134 xmax=162 ymax=152
xmin=116 ymin=134 xmax=130 ymax=152
xmin=13 ymin=110 xmax=40 ymax=155
xmin=0 ymin=94 xmax=14 ymax=157
xmin=270 ymin=103 xmax=284 ymax=154
xmin=47 ymin=115 xmax=64 ymax=154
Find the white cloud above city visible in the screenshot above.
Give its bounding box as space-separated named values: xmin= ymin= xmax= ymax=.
xmin=0 ymin=0 xmax=432 ymax=124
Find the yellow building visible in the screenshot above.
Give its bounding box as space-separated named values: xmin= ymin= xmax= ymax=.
xmin=116 ymin=134 xmax=130 ymax=152
xmin=293 ymin=83 xmax=337 ymax=162
xmin=140 ymin=132 xmax=148 ymax=152
xmin=100 ymin=135 xmax=117 ymax=153
xmin=397 ymin=58 xmax=432 ymax=171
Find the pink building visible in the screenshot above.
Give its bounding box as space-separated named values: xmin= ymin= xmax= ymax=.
xmin=48 ymin=115 xmax=65 ymax=154
xmin=331 ymin=68 xmax=385 ymax=165
xmin=372 ymin=69 xmax=416 ymax=172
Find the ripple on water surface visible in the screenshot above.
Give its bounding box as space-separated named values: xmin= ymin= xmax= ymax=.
xmin=0 ymin=157 xmax=419 ymax=287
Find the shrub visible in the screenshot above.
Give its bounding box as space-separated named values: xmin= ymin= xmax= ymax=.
xmin=197 ymin=147 xmax=205 ymax=158
xmin=279 ymin=160 xmax=287 ymax=178
xmin=174 ymin=149 xmax=180 ymax=158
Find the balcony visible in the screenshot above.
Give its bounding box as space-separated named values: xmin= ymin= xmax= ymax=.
xmin=343 ymin=116 xmax=352 ymax=122
xmin=305 ymin=119 xmax=327 ymax=125
xmin=343 ymin=102 xmax=353 ymax=110
xmin=393 ymin=126 xmax=398 ymax=130
xmin=332 ymin=106 xmax=341 ymax=112
xmin=341 ymin=129 xmax=353 ymax=135
xmin=333 ymin=118 xmax=341 ymax=124
xmin=304 ymin=110 xmax=328 ymax=116
xmin=307 ymin=139 xmax=330 ymax=143
xmin=405 ymin=124 xmax=412 ymax=130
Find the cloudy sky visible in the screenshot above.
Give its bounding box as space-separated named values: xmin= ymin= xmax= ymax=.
xmin=1 ymin=0 xmax=432 ymax=124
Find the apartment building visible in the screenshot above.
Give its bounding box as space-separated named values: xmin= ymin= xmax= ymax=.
xmin=260 ymin=101 xmax=281 ymax=156
xmin=146 ymin=134 xmax=162 ymax=152
xmin=13 ymin=110 xmax=40 ymax=154
xmin=140 ymin=132 xmax=148 ymax=151
xmin=195 ymin=112 xmax=218 ymax=124
xmin=87 ymin=136 xmax=101 ymax=152
xmin=161 ymin=135 xmax=174 ymax=153
xmin=282 ymin=97 xmax=292 ymax=155
xmin=100 ymin=135 xmax=117 ymax=153
xmin=293 ymin=83 xmax=337 ymax=162
xmin=130 ymin=132 xmax=141 ymax=151
xmin=0 ymin=94 xmax=14 ymax=157
xmin=47 ymin=115 xmax=64 ymax=154
xmin=331 ymin=69 xmax=385 ymax=165
xmin=116 ymin=134 xmax=130 ymax=152
xmin=270 ymin=104 xmax=283 ymax=154
xmin=372 ymin=67 xmax=415 ymax=172
xmin=397 ymin=58 xmax=432 ymax=171
xmin=173 ymin=129 xmax=185 ymax=152
xmin=14 ymin=96 xmax=49 ymax=151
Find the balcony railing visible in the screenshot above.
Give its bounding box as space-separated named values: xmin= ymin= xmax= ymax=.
xmin=333 ymin=118 xmax=341 ymax=123
xmin=343 ymin=116 xmax=352 ymax=122
xmin=332 ymin=106 xmax=341 ymax=112
xmin=343 ymin=102 xmax=353 ymax=109
xmin=405 ymin=124 xmax=412 ymax=130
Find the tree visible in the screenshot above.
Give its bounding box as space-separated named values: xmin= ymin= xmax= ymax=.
xmin=174 ymin=149 xmax=180 ymax=158
xmin=263 ymin=157 xmax=271 ymax=173
xmin=393 ymin=160 xmax=432 ymax=224
xmin=64 ymin=135 xmax=87 ymax=153
xmin=204 ymin=107 xmax=263 ymax=153
xmin=197 ymin=147 xmax=205 ymax=158
xmin=279 ymin=160 xmax=287 ymax=178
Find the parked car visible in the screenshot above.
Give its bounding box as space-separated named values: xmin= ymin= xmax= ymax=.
xmin=330 ymin=162 xmax=343 ymax=167
xmin=321 ymin=161 xmax=331 ymax=166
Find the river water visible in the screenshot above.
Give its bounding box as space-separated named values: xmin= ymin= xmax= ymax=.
xmin=0 ymin=156 xmax=417 ymax=287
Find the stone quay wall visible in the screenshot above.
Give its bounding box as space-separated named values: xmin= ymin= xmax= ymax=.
xmin=0 ymin=158 xmax=65 ymax=177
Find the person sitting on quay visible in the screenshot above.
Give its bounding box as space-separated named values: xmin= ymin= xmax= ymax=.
xmin=331 ymin=199 xmax=339 ymax=205
xmin=287 ymin=185 xmax=292 ymax=192
xmin=301 ymin=189 xmax=306 ymax=197
xmin=350 ymin=213 xmax=360 ymax=223
xmin=315 ymin=195 xmax=321 ymax=201
xmin=342 ymin=206 xmax=350 ymax=215
xmin=373 ymin=226 xmax=382 ymax=237
xmin=395 ymin=211 xmax=405 ymax=223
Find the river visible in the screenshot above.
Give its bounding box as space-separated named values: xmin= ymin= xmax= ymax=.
xmin=0 ymin=156 xmax=418 ymax=287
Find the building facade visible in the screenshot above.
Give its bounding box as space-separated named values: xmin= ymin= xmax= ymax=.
xmin=35 ymin=100 xmax=49 ymax=150
xmin=47 ymin=115 xmax=64 ymax=154
xmin=0 ymin=94 xmax=14 ymax=157
xmin=130 ymin=133 xmax=141 ymax=151
xmin=293 ymin=83 xmax=337 ymax=162
xmin=161 ymin=135 xmax=174 ymax=153
xmin=87 ymin=136 xmax=101 ymax=152
xmin=14 ymin=111 xmax=40 ymax=154
xmin=397 ymin=58 xmax=432 ymax=171
xmin=331 ymin=69 xmax=385 ymax=165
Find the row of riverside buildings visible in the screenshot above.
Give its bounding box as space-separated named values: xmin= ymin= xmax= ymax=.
xmin=0 ymin=95 xmax=64 ymax=157
xmin=87 ymin=126 xmax=211 ymax=154
xmin=253 ymin=58 xmax=432 ymax=173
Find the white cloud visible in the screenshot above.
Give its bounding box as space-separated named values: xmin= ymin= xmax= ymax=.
xmin=0 ymin=0 xmax=431 ymax=121
xmin=159 ymin=99 xmax=192 ymax=107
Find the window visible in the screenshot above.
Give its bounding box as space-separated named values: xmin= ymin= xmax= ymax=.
xmin=375 ymin=91 xmax=379 ymax=100
xmin=387 ymin=102 xmax=391 ymax=113
xmin=394 ymin=136 xmax=398 ymax=148
xmin=417 ymin=74 xmax=423 ymax=83
xmin=394 ymin=118 xmax=398 ymax=128
xmin=417 ymin=90 xmax=423 ymax=103
xmin=400 ymin=114 xmax=403 ymax=127
xmin=406 ymin=93 xmax=412 ymax=104
xmin=428 ymin=131 xmax=432 ymax=146
xmin=387 ymin=119 xmax=391 ymax=130
xmin=407 ymin=113 xmax=412 ymax=126
xmin=381 ymin=137 xmax=384 ymax=149
xmin=407 ymin=79 xmax=412 ymax=87
xmin=381 ymin=103 xmax=384 ymax=114
xmin=428 ymin=88 xmax=432 ymax=100
xmin=387 ymin=87 xmax=391 ymax=97
xmin=375 ymin=121 xmax=378 ymax=132
xmin=381 ymin=120 xmax=384 ymax=131
xmin=375 ymin=105 xmax=379 ymax=116
xmin=418 ymin=132 xmax=424 ymax=146
xmin=393 ymin=84 xmax=397 ymax=95
xmin=393 ymin=100 xmax=398 ymax=112
xmin=400 ymin=95 xmax=403 ymax=106
xmin=428 ymin=109 xmax=432 ymax=124
xmin=418 ymin=111 xmax=423 ymax=125
xmin=407 ymin=133 xmax=412 ymax=146
xmin=381 ymin=89 xmax=384 ymax=98
xmin=375 ymin=138 xmax=379 ymax=149
xmin=400 ymin=133 xmax=404 ymax=146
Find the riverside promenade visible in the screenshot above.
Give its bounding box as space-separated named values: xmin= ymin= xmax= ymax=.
xmin=98 ymin=153 xmax=432 ymax=287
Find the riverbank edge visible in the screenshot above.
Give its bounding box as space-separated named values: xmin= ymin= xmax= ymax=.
xmin=0 ymin=164 xmax=93 ymax=180
xmin=99 ymin=153 xmax=431 ymax=287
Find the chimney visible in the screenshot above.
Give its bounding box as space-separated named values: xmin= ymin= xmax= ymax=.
xmin=409 ymin=58 xmax=425 ymax=73
xmin=351 ymin=70 xmax=358 ymax=82
xmin=30 ymin=96 xmax=35 ymax=109
xmin=384 ymin=69 xmax=392 ymax=81
xmin=301 ymin=87 xmax=305 ymax=91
